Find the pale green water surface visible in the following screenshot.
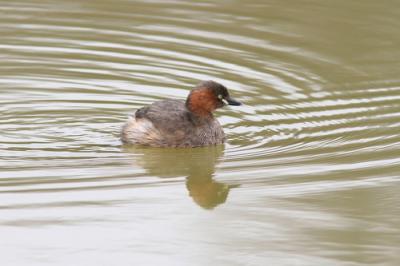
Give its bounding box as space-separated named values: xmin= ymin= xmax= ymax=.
xmin=1 ymin=0 xmax=400 ymax=265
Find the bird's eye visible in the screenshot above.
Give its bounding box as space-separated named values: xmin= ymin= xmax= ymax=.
xmin=218 ymin=94 xmax=223 ymax=100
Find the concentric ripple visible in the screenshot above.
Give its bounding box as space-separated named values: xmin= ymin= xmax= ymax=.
xmin=1 ymin=0 xmax=400 ymax=265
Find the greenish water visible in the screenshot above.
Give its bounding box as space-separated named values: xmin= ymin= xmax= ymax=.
xmin=1 ymin=0 xmax=400 ymax=265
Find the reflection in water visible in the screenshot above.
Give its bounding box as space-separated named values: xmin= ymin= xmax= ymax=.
xmin=123 ymin=145 xmax=238 ymax=209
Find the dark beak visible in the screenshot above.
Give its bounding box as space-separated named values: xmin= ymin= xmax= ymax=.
xmin=225 ymin=96 xmax=241 ymax=106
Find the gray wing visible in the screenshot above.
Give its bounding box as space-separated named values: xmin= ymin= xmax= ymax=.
xmin=135 ymin=99 xmax=193 ymax=139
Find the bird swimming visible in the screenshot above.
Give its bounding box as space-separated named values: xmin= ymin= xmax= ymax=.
xmin=121 ymin=80 xmax=241 ymax=147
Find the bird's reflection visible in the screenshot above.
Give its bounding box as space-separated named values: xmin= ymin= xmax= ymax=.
xmin=123 ymin=145 xmax=238 ymax=209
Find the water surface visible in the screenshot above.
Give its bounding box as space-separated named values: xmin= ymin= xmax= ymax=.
xmin=1 ymin=0 xmax=400 ymax=265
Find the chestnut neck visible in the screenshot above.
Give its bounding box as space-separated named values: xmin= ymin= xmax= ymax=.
xmin=185 ymin=88 xmax=217 ymax=119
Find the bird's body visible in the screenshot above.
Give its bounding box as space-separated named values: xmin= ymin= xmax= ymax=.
xmin=121 ymin=80 xmax=241 ymax=148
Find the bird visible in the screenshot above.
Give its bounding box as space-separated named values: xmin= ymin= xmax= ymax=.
xmin=121 ymin=80 xmax=241 ymax=147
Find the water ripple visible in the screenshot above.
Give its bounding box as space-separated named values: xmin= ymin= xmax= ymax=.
xmin=2 ymin=1 xmax=400 ymax=265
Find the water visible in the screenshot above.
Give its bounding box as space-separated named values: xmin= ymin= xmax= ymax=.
xmin=1 ymin=0 xmax=400 ymax=265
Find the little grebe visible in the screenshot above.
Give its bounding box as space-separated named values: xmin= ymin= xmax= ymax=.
xmin=121 ymin=80 xmax=241 ymax=147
